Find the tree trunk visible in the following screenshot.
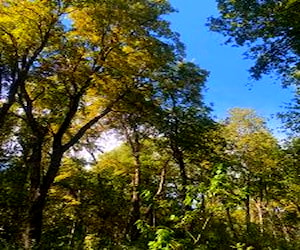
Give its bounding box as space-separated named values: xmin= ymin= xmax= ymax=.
xmin=256 ymin=177 xmax=265 ymax=233
xmin=171 ymin=143 xmax=190 ymax=211
xmin=0 ymin=70 xmax=28 ymax=130
xmin=128 ymin=149 xmax=141 ymax=241
xmin=244 ymin=174 xmax=251 ymax=237
xmin=23 ymin=144 xmax=64 ymax=249
xmin=145 ymin=160 xmax=168 ymax=226
xmin=255 ymin=200 xmax=264 ymax=233
xmin=226 ymin=207 xmax=238 ymax=238
xmin=22 ymin=133 xmax=44 ymax=249
xmin=245 ymin=193 xmax=251 ymax=235
xmin=25 ymin=196 xmax=44 ymax=248
xmin=122 ymin=122 xmax=143 ymax=241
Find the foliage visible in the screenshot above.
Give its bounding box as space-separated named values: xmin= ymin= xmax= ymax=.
xmin=0 ymin=1 xmax=299 ymax=249
xmin=209 ymin=0 xmax=300 ymax=84
xmin=209 ymin=0 xmax=300 ymax=134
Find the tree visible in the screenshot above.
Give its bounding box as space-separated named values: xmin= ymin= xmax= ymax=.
xmin=0 ymin=0 xmax=181 ymax=248
xmin=113 ymin=112 xmax=152 ymax=242
xmin=279 ymin=89 xmax=300 ymax=135
xmin=0 ymin=0 xmax=64 ymax=129
xmin=154 ymin=62 xmax=212 ymax=210
xmin=209 ymin=0 xmax=300 ymax=160
xmin=93 ymin=138 xmax=173 ymax=248
xmin=221 ymin=108 xmax=281 ymax=247
xmin=276 ymin=138 xmax=300 ymax=247
xmin=209 ymin=0 xmax=300 ymax=84
xmin=100 ymin=60 xmax=213 ymax=241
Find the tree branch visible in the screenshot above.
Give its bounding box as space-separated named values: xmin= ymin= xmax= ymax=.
xmin=62 ymin=92 xmax=127 ymax=152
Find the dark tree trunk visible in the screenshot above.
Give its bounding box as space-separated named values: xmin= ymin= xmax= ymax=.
xmin=171 ymin=143 xmax=190 ymax=211
xmin=21 ymin=92 xmax=118 ymax=248
xmin=25 ymin=196 xmax=44 ymax=248
xmin=128 ymin=149 xmax=141 ymax=241
xmin=23 ymin=142 xmax=64 ymax=249
xmin=22 ymin=132 xmax=44 ymax=249
xmin=226 ymin=207 xmax=238 ymax=238
xmin=245 ymin=193 xmax=251 ymax=235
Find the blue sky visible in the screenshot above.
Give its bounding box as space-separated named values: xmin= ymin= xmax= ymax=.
xmin=168 ymin=0 xmax=294 ymax=135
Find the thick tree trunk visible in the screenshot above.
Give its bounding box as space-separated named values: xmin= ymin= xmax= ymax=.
xmin=23 ymin=143 xmax=64 ymax=249
xmin=22 ymin=133 xmax=44 ymax=249
xmin=25 ymin=196 xmax=44 ymax=248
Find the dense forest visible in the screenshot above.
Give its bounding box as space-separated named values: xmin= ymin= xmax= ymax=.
xmin=0 ymin=0 xmax=299 ymax=249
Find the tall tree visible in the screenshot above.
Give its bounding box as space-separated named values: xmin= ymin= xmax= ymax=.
xmin=0 ymin=0 xmax=182 ymax=248
xmin=154 ymin=62 xmax=212 ymax=210
xmin=222 ymin=108 xmax=280 ymax=247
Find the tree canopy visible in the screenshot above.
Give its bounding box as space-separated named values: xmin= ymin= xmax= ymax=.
xmin=209 ymin=0 xmax=300 ymax=84
xmin=0 ymin=1 xmax=299 ymax=249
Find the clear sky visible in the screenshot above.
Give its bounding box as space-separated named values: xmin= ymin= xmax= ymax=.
xmin=168 ymin=0 xmax=294 ymax=136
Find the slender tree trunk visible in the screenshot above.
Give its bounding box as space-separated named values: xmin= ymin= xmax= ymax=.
xmin=68 ymin=220 xmax=77 ymax=248
xmin=122 ymin=121 xmax=143 ymax=241
xmin=169 ymin=96 xmax=190 ymax=210
xmin=129 ymin=149 xmax=141 ymax=241
xmin=146 ymin=160 xmax=168 ymax=226
xmin=257 ymin=178 xmax=266 ymax=233
xmin=245 ymin=193 xmax=251 ymax=235
xmin=200 ymin=193 xmax=206 ymax=211
xmin=255 ymin=201 xmax=264 ymax=233
xmin=226 ymin=207 xmax=238 ymax=238
xmin=244 ymin=174 xmax=251 ymax=237
xmin=255 ymin=181 xmax=265 ymax=234
xmin=0 ymin=59 xmax=2 ymax=100
xmin=171 ymin=143 xmax=190 ymax=211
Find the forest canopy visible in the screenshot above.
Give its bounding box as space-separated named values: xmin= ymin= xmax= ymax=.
xmin=0 ymin=1 xmax=299 ymax=249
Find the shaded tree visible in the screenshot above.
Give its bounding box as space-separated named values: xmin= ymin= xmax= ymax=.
xmin=0 ymin=0 xmax=181 ymax=248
